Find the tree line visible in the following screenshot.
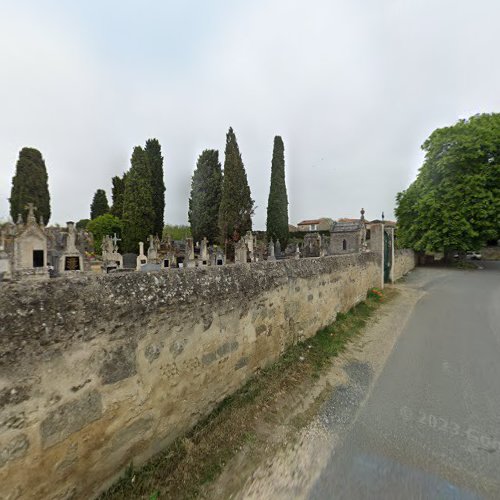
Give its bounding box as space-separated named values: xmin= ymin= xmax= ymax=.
xmin=396 ymin=113 xmax=500 ymax=256
xmin=7 ymin=127 xmax=290 ymax=258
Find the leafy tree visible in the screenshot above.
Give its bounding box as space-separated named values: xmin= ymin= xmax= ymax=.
xmin=90 ymin=189 xmax=109 ymax=220
xmin=110 ymin=174 xmax=126 ymax=217
xmin=76 ymin=219 xmax=90 ymax=230
xmin=87 ymin=214 xmax=122 ymax=254
xmin=144 ymin=138 xmax=165 ymax=236
xmin=162 ymin=224 xmax=192 ymax=241
xmin=188 ymin=150 xmax=223 ymax=243
xmin=9 ymin=147 xmax=51 ymax=223
xmin=122 ymin=146 xmax=154 ymax=252
xmin=218 ymin=127 xmax=254 ymax=255
xmin=266 ymin=136 xmax=289 ymax=247
xmin=396 ymin=113 xmax=500 ymax=256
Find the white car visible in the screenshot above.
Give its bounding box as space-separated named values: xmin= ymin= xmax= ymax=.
xmin=466 ymin=251 xmax=482 ymax=260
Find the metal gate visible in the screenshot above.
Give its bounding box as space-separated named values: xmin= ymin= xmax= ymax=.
xmin=384 ymin=231 xmax=392 ymax=283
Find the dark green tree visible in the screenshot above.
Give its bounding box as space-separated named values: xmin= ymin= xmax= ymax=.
xmin=76 ymin=219 xmax=90 ymax=230
xmin=90 ymin=189 xmax=109 ymax=220
xmin=122 ymin=146 xmax=155 ymax=252
xmin=396 ymin=113 xmax=500 ymax=256
xmin=188 ymin=150 xmax=223 ymax=243
xmin=87 ymin=214 xmax=122 ymax=254
xmin=266 ymin=136 xmax=289 ymax=247
xmin=144 ymin=138 xmax=165 ymax=236
xmin=9 ymin=147 xmax=51 ymax=223
xmin=218 ymin=128 xmax=254 ymax=256
xmin=110 ymin=174 xmax=126 ymax=217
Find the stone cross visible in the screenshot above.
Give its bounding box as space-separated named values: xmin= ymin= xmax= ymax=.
xmin=112 ymin=233 xmax=121 ymax=252
xmin=24 ymin=203 xmax=37 ymax=225
xmin=66 ymin=222 xmax=77 ymax=253
xmin=102 ymin=235 xmax=113 ymax=255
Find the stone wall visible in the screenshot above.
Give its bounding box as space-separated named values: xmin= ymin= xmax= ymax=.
xmin=393 ymin=249 xmax=416 ymax=280
xmin=0 ymin=254 xmax=381 ymax=499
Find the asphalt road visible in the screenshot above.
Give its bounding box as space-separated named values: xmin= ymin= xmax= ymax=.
xmin=309 ymin=262 xmax=500 ymax=499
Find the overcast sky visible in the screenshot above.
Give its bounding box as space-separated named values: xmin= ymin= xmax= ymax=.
xmin=1 ymin=0 xmax=499 ymax=228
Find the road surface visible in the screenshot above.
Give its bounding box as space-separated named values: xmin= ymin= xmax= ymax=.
xmin=310 ymin=262 xmax=500 ymax=499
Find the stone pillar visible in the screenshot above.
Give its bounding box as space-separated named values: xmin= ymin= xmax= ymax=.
xmin=0 ymin=232 xmax=11 ymax=280
xmin=389 ymin=227 xmax=395 ymax=283
xmin=267 ymin=239 xmax=276 ymax=261
xmin=200 ymin=237 xmax=209 ymax=265
xmin=185 ymin=238 xmax=196 ymax=267
xmin=136 ymin=242 xmax=147 ymax=270
xmin=369 ymin=223 xmax=384 ymax=289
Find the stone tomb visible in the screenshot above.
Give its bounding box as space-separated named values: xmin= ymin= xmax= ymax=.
xmin=13 ymin=204 xmax=49 ymax=278
xmin=0 ymin=231 xmax=11 ymax=280
xmin=102 ymin=234 xmax=123 ymax=272
xmin=58 ymin=222 xmax=83 ymax=273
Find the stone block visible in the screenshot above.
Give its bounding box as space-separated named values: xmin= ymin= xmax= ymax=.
xmin=216 ymin=341 xmax=239 ymax=358
xmin=100 ymin=343 xmax=137 ymax=385
xmin=144 ymin=343 xmax=161 ymax=364
xmin=40 ymin=390 xmax=102 ymax=449
xmin=202 ymin=351 xmax=217 ymax=366
xmin=235 ymin=356 xmax=249 ymax=370
xmin=0 ymin=434 xmax=29 ymax=468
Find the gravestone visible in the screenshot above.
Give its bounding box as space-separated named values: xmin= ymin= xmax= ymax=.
xmin=122 ymin=253 xmax=138 ymax=269
xmin=267 ymin=239 xmax=276 ymax=261
xmin=199 ymin=237 xmax=209 ymax=265
xmin=136 ymin=242 xmax=148 ymax=270
xmin=185 ymin=238 xmax=196 ymax=268
xmin=234 ymin=239 xmax=248 ymax=264
xmin=102 ymin=234 xmax=123 ymax=271
xmin=58 ymin=222 xmax=83 ymax=273
xmin=0 ymin=231 xmax=11 ymax=280
xmin=275 ymin=240 xmax=282 ymax=259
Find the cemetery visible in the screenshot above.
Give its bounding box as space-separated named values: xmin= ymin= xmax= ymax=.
xmin=0 ymin=135 xmax=418 ymax=499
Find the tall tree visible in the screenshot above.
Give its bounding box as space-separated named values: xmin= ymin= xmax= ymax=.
xmin=90 ymin=189 xmax=109 ymax=220
xmin=396 ymin=113 xmax=500 ymax=256
xmin=188 ymin=150 xmax=223 ymax=243
xmin=110 ymin=174 xmax=126 ymax=217
xmin=9 ymin=147 xmax=51 ymax=223
xmin=266 ymin=136 xmax=289 ymax=247
xmin=144 ymin=138 xmax=165 ymax=236
xmin=218 ymin=127 xmax=254 ymax=256
xmin=87 ymin=214 xmax=122 ymax=254
xmin=122 ymin=146 xmax=155 ymax=252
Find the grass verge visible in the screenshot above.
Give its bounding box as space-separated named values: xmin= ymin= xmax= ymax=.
xmin=99 ymin=287 xmax=396 ymax=500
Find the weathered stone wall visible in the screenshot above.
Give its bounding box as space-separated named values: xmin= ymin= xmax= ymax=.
xmin=394 ymin=249 xmax=416 ymax=280
xmin=0 ymin=254 xmax=381 ymax=499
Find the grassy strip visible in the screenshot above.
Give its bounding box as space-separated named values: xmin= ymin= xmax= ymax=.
xmin=100 ymin=287 xmax=395 ymax=500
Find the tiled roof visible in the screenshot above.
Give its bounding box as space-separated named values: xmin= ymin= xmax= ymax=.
xmin=297 ymin=219 xmax=322 ymax=225
xmin=331 ymin=221 xmax=362 ymax=233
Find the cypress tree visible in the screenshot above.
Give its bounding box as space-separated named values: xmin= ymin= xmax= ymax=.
xmin=90 ymin=189 xmax=110 ymax=219
xmin=122 ymin=146 xmax=155 ymax=252
xmin=110 ymin=174 xmax=126 ymax=217
xmin=266 ymin=136 xmax=289 ymax=247
xmin=188 ymin=150 xmax=223 ymax=243
xmin=218 ymin=127 xmax=254 ymax=255
xmin=144 ymin=138 xmax=165 ymax=236
xmin=9 ymin=147 xmax=51 ymax=223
